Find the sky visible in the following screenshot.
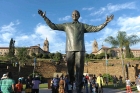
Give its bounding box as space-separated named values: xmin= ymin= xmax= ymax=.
xmin=0 ymin=0 xmax=140 ymax=54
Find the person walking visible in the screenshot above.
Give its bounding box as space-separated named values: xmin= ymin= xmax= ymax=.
xmin=89 ymin=76 xmax=93 ymax=93
xmin=125 ymin=77 xmax=132 ymax=93
xmin=52 ymin=74 xmax=60 ymax=93
xmin=58 ymin=76 xmax=65 ymax=93
xmin=25 ymin=76 xmax=33 ymax=93
xmin=64 ymin=75 xmax=69 ymax=93
xmin=113 ymin=75 xmax=118 ymax=87
xmin=96 ymin=74 xmax=103 ymax=93
xmin=38 ymin=9 xmax=113 ymax=93
xmin=135 ymin=76 xmax=140 ymax=93
xmin=118 ymin=75 xmax=123 ymax=86
xmin=0 ymin=72 xmax=15 ymax=93
xmin=32 ymin=76 xmax=41 ymax=93
xmin=15 ymin=80 xmax=23 ymax=93
xmin=84 ymin=77 xmax=89 ymax=93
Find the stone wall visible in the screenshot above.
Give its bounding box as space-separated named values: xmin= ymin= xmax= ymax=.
xmin=0 ymin=60 xmax=139 ymax=82
xmin=84 ymin=61 xmax=136 ymax=82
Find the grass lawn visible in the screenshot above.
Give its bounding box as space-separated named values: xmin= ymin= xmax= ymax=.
xmin=103 ymin=83 xmax=137 ymax=92
xmin=22 ymin=83 xmax=138 ymax=92
xmin=23 ymin=83 xmax=48 ymax=90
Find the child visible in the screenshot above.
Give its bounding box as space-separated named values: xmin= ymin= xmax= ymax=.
xmin=68 ymin=81 xmax=72 ymax=93
xmin=15 ymin=80 xmax=23 ymax=93
xmin=92 ymin=83 xmax=96 ymax=93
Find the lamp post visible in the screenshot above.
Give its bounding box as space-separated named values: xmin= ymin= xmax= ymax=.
xmin=33 ymin=57 xmax=36 ymax=78
xmin=105 ymin=48 xmax=108 ymax=82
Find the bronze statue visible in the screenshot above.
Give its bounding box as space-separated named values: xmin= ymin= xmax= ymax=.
xmin=38 ymin=9 xmax=113 ymax=93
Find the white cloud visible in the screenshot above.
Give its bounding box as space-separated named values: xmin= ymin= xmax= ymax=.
xmin=0 ymin=20 xmax=20 ymax=43
xmin=85 ymin=40 xmax=93 ymax=53
xmin=34 ymin=23 xmax=57 ymax=42
xmin=0 ymin=20 xmax=19 ymax=32
xmin=107 ymin=2 xmax=136 ymax=13
xmin=58 ymin=15 xmax=71 ymax=21
xmin=33 ymin=23 xmax=66 ymax=53
xmin=84 ymin=14 xmax=140 ymax=52
xmin=90 ymin=2 xmax=136 ymax=16
xmin=0 ymin=21 xmax=66 ymax=53
xmin=117 ymin=16 xmax=140 ymax=35
xmin=82 ymin=7 xmax=94 ymax=11
xmin=102 ymin=15 xmax=140 ymax=49
xmin=91 ymin=7 xmax=106 ymax=15
xmin=50 ymin=42 xmax=65 ymax=53
xmin=1 ymin=33 xmax=13 ymax=42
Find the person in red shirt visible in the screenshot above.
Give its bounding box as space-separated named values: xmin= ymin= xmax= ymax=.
xmin=85 ymin=74 xmax=89 ymax=80
xmin=15 ymin=80 xmax=23 ymax=93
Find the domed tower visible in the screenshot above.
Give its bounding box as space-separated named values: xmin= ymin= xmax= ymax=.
xmin=92 ymin=40 xmax=98 ymax=53
xmin=43 ymin=37 xmax=49 ymax=52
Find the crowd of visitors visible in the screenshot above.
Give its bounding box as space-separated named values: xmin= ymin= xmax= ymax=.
xmin=1 ymin=72 xmax=140 ymax=93
xmin=50 ymin=74 xmax=104 ymax=93
xmin=0 ymin=72 xmax=41 ymax=93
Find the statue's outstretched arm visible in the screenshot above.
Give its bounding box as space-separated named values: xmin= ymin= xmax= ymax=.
xmin=38 ymin=9 xmax=64 ymax=31
xmin=38 ymin=9 xmax=46 ymax=18
xmin=84 ymin=14 xmax=114 ymax=32
xmin=102 ymin=14 xmax=114 ymax=27
xmin=105 ymin=14 xmax=114 ymax=23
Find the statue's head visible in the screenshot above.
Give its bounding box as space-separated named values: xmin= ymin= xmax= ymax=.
xmin=72 ymin=10 xmax=80 ymax=21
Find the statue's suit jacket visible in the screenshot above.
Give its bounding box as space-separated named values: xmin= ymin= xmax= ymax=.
xmin=44 ymin=17 xmax=107 ymax=52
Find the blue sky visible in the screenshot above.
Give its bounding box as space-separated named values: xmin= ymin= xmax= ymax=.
xmin=0 ymin=0 xmax=140 ymax=54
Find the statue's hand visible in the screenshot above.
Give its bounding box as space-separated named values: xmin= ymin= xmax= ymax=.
xmin=38 ymin=9 xmax=46 ymax=18
xmin=106 ymin=14 xmax=114 ymax=23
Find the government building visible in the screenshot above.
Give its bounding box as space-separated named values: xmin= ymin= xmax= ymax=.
xmin=92 ymin=40 xmax=140 ymax=58
xmin=0 ymin=38 xmax=49 ymax=56
xmin=0 ymin=39 xmax=140 ymax=58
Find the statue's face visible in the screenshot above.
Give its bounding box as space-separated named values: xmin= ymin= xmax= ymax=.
xmin=72 ymin=10 xmax=80 ymax=21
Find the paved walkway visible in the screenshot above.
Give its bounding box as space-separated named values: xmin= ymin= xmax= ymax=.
xmin=23 ymin=88 xmax=136 ymax=93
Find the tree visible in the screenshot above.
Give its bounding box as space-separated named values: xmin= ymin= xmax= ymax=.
xmin=8 ymin=38 xmax=15 ymax=62
xmin=8 ymin=38 xmax=15 ymax=57
xmin=85 ymin=53 xmax=90 ymax=64
xmin=37 ymin=53 xmax=43 ymax=58
xmin=16 ymin=47 xmax=29 ymax=62
xmin=105 ymin=31 xmax=140 ymax=80
xmin=16 ymin=47 xmax=30 ymax=76
xmin=125 ymin=34 xmax=140 ymax=58
xmin=42 ymin=54 xmax=48 ymax=58
xmin=89 ymin=54 xmax=95 ymax=59
xmin=48 ymin=53 xmax=55 ymax=59
xmin=31 ymin=52 xmax=36 ymax=57
xmin=53 ymin=52 xmax=62 ymax=61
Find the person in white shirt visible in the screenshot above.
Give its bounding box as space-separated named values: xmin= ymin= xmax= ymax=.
xmin=135 ymin=76 xmax=140 ymax=93
xmin=125 ymin=77 xmax=132 ymax=93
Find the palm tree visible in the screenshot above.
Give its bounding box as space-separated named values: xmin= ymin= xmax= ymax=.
xmin=105 ymin=31 xmax=140 ymax=80
xmin=125 ymin=34 xmax=140 ymax=58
